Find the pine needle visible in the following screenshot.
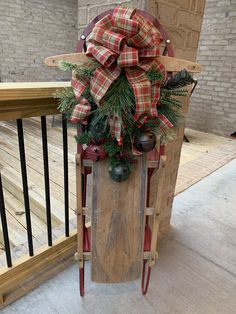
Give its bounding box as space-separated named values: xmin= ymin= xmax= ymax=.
xmin=54 ymin=87 xmax=77 ymax=113
xmin=165 ymin=69 xmax=194 ymax=89
xmin=58 ymin=61 xmax=78 ymax=72
xmin=146 ymin=70 xmax=163 ymax=82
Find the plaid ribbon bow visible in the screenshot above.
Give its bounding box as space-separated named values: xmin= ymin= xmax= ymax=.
xmin=71 ymin=5 xmax=173 ymax=141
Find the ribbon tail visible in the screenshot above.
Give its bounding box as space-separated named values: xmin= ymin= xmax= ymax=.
xmin=71 ymin=73 xmax=89 ymax=100
xmin=70 ymin=97 xmax=91 ymax=124
xmin=151 ymin=61 xmax=166 ymax=116
xmin=125 ymin=67 xmax=152 ymax=121
xmin=109 ymin=115 xmax=122 ymax=143
xmin=90 ymin=65 xmax=121 ymax=105
xmin=158 ymin=114 xmax=173 ymax=133
xmin=138 ymin=59 xmax=167 ymax=117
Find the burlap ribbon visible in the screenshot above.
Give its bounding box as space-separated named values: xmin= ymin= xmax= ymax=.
xmin=70 ymin=5 xmax=173 ymax=141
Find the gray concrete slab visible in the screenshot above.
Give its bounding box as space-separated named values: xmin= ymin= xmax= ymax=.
xmin=2 ymin=159 xmax=236 ymax=314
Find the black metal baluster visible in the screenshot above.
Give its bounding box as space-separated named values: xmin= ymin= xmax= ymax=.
xmin=41 ymin=116 xmax=52 ymax=246
xmin=62 ymin=114 xmax=69 ymax=237
xmin=0 ymin=173 xmax=12 ymax=267
xmin=16 ymin=119 xmax=34 ymax=256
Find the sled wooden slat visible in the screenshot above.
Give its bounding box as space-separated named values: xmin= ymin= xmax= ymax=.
xmin=76 ymin=155 xmax=83 ymax=268
xmin=148 ymin=155 xmax=166 ymax=267
xmin=45 ymin=53 xmax=202 ymax=73
xmin=91 ymin=157 xmax=147 ymax=283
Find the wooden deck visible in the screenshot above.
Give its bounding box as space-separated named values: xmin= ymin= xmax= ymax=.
xmin=0 ymin=116 xmax=78 ymax=265
xmin=3 ymin=159 xmax=235 ymax=313
xmin=0 ymin=119 xmax=234 ymax=266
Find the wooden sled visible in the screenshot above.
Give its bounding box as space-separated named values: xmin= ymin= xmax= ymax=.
xmin=75 ymin=144 xmax=166 ymax=295
xmin=45 ymin=8 xmax=202 ymax=296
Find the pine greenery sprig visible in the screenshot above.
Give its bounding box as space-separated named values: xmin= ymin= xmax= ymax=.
xmin=165 ymin=69 xmax=194 ymax=89
xmin=92 ymin=71 xmax=135 ymax=132
xmin=58 ymin=61 xmax=78 ymax=72
xmin=59 ymin=61 xmax=98 ymax=79
xmin=55 ymin=64 xmax=193 ymax=158
xmin=81 ymin=86 xmax=97 ymax=108
xmin=146 ymin=69 xmax=163 ymax=82
xmin=55 ymin=87 xmax=77 ymax=113
xmin=75 ymin=132 xmax=92 ymax=144
xmin=161 ymin=88 xmax=188 ymax=97
xmin=103 ymin=141 xmax=121 ymax=157
xmin=160 ymin=97 xmax=182 ymax=110
xmin=158 ymin=106 xmax=182 ymax=129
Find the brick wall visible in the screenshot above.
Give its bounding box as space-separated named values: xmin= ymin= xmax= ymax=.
xmin=187 ymin=0 xmax=236 ymax=136
xmin=1 ymin=0 xmax=206 ymax=81
xmin=77 ymin=0 xmax=146 ymax=38
xmin=0 ymin=0 xmax=77 ymax=82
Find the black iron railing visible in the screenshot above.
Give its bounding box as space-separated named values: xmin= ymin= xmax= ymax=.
xmin=16 ymin=118 xmax=34 ymax=256
xmin=41 ymin=116 xmax=53 ymax=246
xmin=0 ymin=173 xmax=12 ymax=267
xmin=0 ymin=115 xmax=70 ymax=267
xmin=62 ymin=114 xmax=69 ymax=237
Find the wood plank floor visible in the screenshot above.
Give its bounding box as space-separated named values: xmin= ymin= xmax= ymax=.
xmin=2 ymin=160 xmax=235 ymax=314
xmin=180 ymin=128 xmax=232 ymax=166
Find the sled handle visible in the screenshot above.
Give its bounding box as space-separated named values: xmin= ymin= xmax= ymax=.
xmin=45 ymin=53 xmax=202 ymax=73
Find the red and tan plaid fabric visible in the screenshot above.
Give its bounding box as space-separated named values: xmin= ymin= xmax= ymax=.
xmin=109 ymin=115 xmax=122 ymax=142
xmin=139 ymin=46 xmax=160 ymax=58
xmin=150 ymin=61 xmax=167 ymax=117
xmin=112 ymin=6 xmax=138 ymax=38
xmin=70 ymin=97 xmax=91 ymax=124
xmin=158 ymin=114 xmax=173 ymax=132
xmin=71 ymin=73 xmax=89 ymax=100
xmin=125 ymin=67 xmax=151 ymax=120
xmin=86 ymin=43 xmax=117 ymax=67
xmin=90 ymin=64 xmax=121 ymax=104
xmin=128 ymin=14 xmax=155 ymax=48
xmin=71 ymin=5 xmax=172 ymax=141
xmin=102 ymin=30 xmax=125 ymax=54
xmin=117 ymin=45 xmax=139 ymax=67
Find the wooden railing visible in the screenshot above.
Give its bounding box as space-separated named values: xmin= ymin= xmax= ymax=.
xmin=0 ymin=82 xmax=77 ymax=308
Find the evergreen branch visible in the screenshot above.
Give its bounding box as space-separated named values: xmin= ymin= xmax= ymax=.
xmin=92 ymin=72 xmax=135 ymax=132
xmin=59 ymin=60 xmax=98 ymax=79
xmin=161 ymin=88 xmax=188 ymax=97
xmin=158 ymin=106 xmax=183 ymax=129
xmin=103 ymin=141 xmax=121 ymax=157
xmin=146 ymin=70 xmax=163 ymax=82
xmin=58 ymin=61 xmax=78 ymax=72
xmin=165 ymin=69 xmax=194 ymax=89
xmin=75 ymin=132 xmax=92 ymax=144
xmin=54 ymin=68 xmax=187 ymax=159
xmin=81 ymin=86 xmax=97 ymax=108
xmin=54 ymin=87 xmax=77 ymax=113
xmin=160 ymin=97 xmax=182 ymax=110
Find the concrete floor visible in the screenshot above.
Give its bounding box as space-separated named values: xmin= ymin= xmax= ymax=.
xmin=2 ymin=159 xmax=236 ymax=314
